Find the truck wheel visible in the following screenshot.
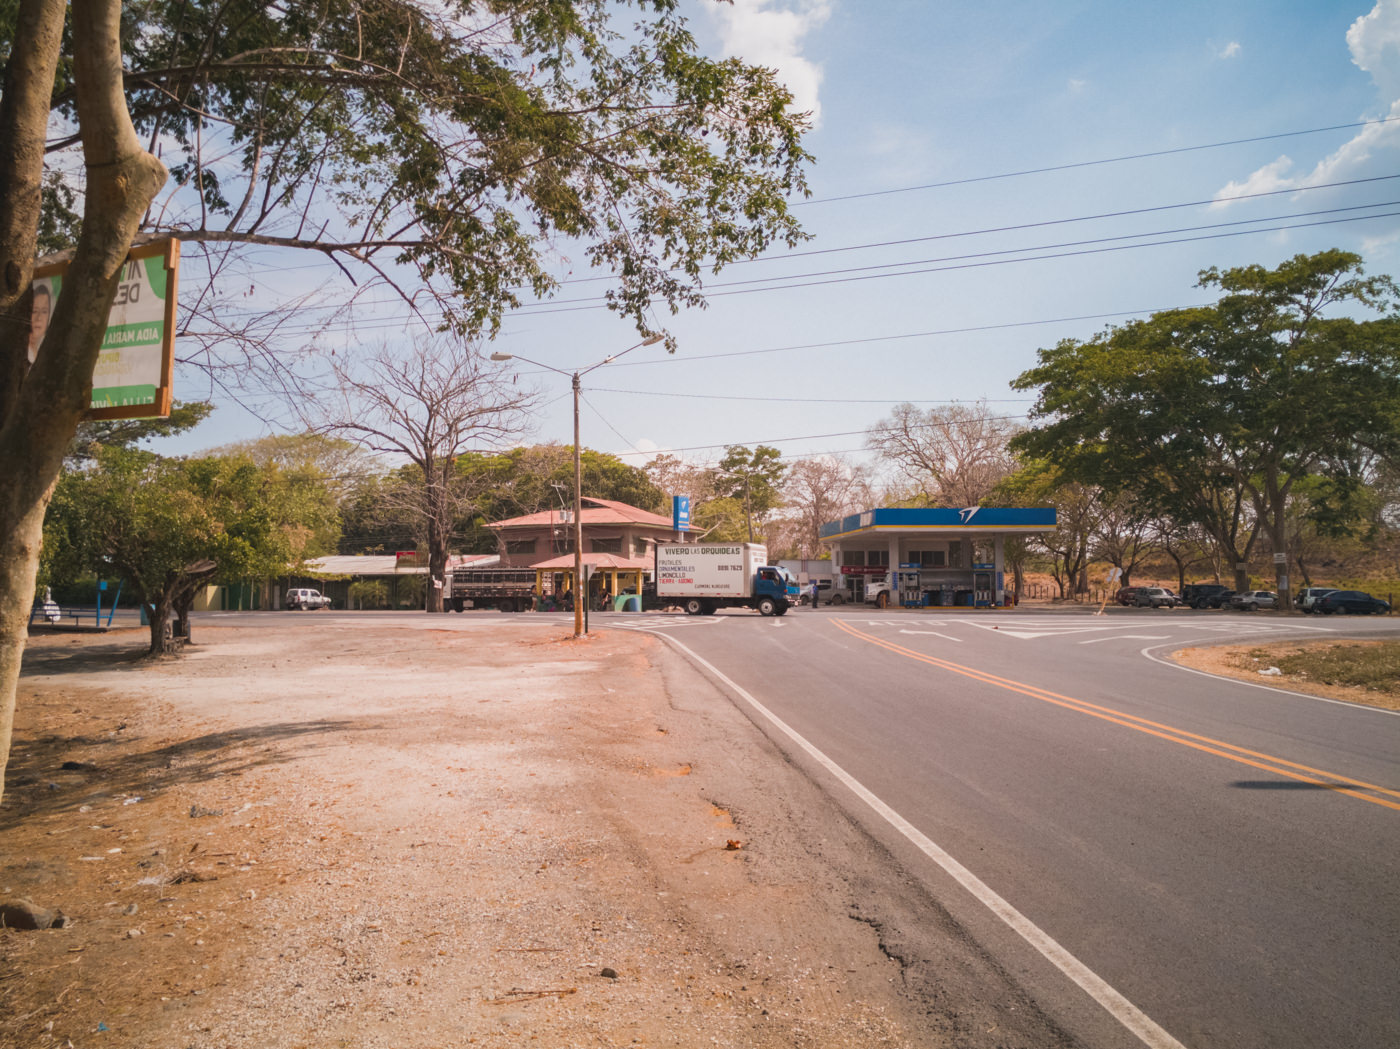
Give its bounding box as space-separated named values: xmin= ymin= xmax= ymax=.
xmin=757 ymin=597 xmax=777 ymax=616
xmin=776 ymin=602 xmax=789 ymax=616
xmin=684 ymin=598 xmax=705 ymax=616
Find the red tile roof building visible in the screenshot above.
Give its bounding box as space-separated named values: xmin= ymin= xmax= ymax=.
xmin=486 ymin=496 xmax=689 ymax=570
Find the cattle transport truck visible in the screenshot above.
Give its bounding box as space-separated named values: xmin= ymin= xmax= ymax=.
xmin=654 ymin=543 xmax=799 ymax=616
xmin=447 ymin=567 xmax=536 ymax=612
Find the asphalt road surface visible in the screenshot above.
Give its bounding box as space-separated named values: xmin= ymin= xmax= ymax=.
xmin=209 ymin=605 xmax=1400 ymax=1049
xmin=624 ymin=606 xmax=1400 ymax=1049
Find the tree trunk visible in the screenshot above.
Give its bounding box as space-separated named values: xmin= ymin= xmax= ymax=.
xmin=0 ymin=0 xmax=167 ymax=801
xmin=173 ymin=592 xmax=194 ymax=644
xmin=425 ymin=466 xmax=449 ymax=613
xmin=0 ymin=0 xmax=67 ymax=812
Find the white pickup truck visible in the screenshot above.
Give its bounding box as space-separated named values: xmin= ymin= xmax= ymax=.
xmin=286 ymin=587 xmax=332 ymax=610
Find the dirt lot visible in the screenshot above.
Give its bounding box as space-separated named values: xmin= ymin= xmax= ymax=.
xmin=2 ymin=621 xmax=953 ymax=1049
xmin=12 ymin=619 xmax=1371 ymax=1048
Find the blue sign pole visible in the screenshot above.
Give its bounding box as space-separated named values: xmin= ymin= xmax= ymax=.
xmin=673 ymin=495 xmax=691 ymax=532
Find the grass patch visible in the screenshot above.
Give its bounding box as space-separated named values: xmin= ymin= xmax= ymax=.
xmin=1247 ymin=641 xmax=1400 ymax=697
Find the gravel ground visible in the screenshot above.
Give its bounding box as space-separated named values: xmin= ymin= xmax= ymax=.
xmin=2 ymin=621 xmax=945 ymax=1049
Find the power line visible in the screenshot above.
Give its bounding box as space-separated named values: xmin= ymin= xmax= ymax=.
xmin=587 ymin=386 xmax=1034 ymax=405
xmin=483 ymin=304 xmax=1209 ymax=377
xmin=205 ymin=172 xmax=1400 ymax=322
xmin=797 ymin=116 xmax=1400 ymax=205
xmin=611 ymin=415 xmax=1031 ymax=458
xmin=652 ymin=200 xmax=1400 ymax=296
xmin=505 ymin=205 xmax=1400 ymax=310
xmin=557 ymin=173 xmax=1400 ymax=280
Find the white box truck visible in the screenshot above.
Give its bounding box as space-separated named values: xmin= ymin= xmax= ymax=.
xmin=654 ymin=543 xmax=799 ymax=616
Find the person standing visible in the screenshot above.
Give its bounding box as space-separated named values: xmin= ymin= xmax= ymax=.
xmin=809 ymin=580 xmax=819 ymax=608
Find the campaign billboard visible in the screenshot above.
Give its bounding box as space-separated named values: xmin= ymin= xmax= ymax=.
xmin=30 ymin=238 xmax=179 ymax=420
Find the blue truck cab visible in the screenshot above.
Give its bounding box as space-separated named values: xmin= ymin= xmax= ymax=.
xmin=754 ymin=565 xmax=801 ymax=611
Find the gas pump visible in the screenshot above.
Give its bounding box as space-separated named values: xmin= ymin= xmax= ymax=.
xmin=899 ymin=565 xmax=922 ymax=607
xmin=973 ymin=567 xmax=993 ymax=607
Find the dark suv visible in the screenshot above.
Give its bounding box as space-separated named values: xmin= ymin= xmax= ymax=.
xmin=1181 ymin=583 xmax=1230 ymax=609
xmin=1203 ymin=589 xmax=1236 ymax=609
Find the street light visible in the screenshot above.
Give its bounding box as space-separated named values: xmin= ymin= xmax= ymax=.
xmin=490 ymin=334 xmax=664 ymax=638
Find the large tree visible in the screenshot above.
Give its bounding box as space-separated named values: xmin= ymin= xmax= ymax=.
xmin=779 ymin=455 xmax=873 ymax=559
xmin=54 ymin=447 xmax=306 ymax=653
xmin=1 ymin=0 xmax=168 ymax=804
xmin=716 ymin=444 xmax=785 ymax=543
xmin=458 ymin=442 xmax=667 ymax=529
xmin=868 ymin=400 xmax=1020 ymax=507
xmin=1011 ymin=251 xmax=1400 ymax=607
xmin=0 ymin=0 xmax=813 ymax=799
xmin=318 ymin=341 xmax=536 ymax=612
xmin=995 ymin=459 xmax=1102 ymax=600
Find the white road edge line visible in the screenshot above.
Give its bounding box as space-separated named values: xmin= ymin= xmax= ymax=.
xmin=644 ymin=628 xmax=1189 ymax=1049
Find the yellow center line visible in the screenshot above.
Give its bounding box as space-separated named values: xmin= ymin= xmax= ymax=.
xmin=833 ymin=620 xmax=1400 ymax=813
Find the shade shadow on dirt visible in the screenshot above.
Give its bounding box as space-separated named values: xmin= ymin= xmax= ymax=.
xmin=1 ymin=719 xmax=370 ymax=829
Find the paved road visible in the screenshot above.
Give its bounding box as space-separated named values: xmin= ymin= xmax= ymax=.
xmin=198 ymin=605 xmax=1400 ymax=1048
xmin=615 ymin=607 xmax=1400 ymax=1049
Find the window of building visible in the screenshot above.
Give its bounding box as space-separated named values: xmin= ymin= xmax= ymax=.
xmin=910 ymin=550 xmax=946 ymax=567
xmin=591 ymin=536 xmax=623 ymax=554
xmin=505 ymin=539 xmax=536 ymax=555
xmin=843 ymin=551 xmax=865 ymax=567
xmin=632 ymin=537 xmax=649 ymax=557
xmin=868 ymin=549 xmax=890 ymax=566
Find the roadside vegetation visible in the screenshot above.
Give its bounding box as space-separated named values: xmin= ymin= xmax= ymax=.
xmin=1174 ymin=640 xmax=1400 ymax=713
xmin=1259 ymin=641 xmax=1400 ymax=698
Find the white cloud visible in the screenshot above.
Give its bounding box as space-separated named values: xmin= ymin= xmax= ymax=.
xmin=1349 ymin=0 xmax=1400 ymax=97
xmin=1068 ymin=77 xmax=1088 ymax=93
xmin=1213 ymin=155 xmax=1298 ymax=203
xmin=1218 ymin=41 xmax=1242 ymax=59
xmin=1214 ymin=1 xmax=1400 ymax=206
xmin=709 ymin=0 xmax=831 ymax=127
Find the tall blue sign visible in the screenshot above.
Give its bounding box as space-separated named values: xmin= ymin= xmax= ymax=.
xmin=672 ymin=495 xmax=690 ymax=531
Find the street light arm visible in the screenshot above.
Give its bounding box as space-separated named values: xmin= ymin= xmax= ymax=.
xmin=578 ymin=333 xmax=665 ymax=377
xmin=489 ymin=350 xmax=568 ymax=377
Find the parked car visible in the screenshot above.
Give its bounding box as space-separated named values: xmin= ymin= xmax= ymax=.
xmin=801 ymin=580 xmax=833 ymax=606
xmin=1228 ymin=590 xmax=1277 ymax=611
xmin=1202 ymin=589 xmax=1237 ymax=609
xmin=1115 ymin=586 xmax=1145 ymax=606
xmin=1181 ymin=583 xmax=1230 ymax=609
xmin=286 ymin=587 xmax=332 ymax=610
xmin=1134 ymin=587 xmax=1179 ymax=608
xmin=1314 ymin=590 xmax=1391 ymax=615
xmin=1295 ymin=587 xmax=1338 ymax=613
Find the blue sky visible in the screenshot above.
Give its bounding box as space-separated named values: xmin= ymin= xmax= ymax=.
xmin=158 ymin=0 xmax=1400 ymax=484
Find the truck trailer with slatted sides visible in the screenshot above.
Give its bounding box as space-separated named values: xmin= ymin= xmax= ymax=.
xmin=447 ymin=568 xmax=537 ymax=612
